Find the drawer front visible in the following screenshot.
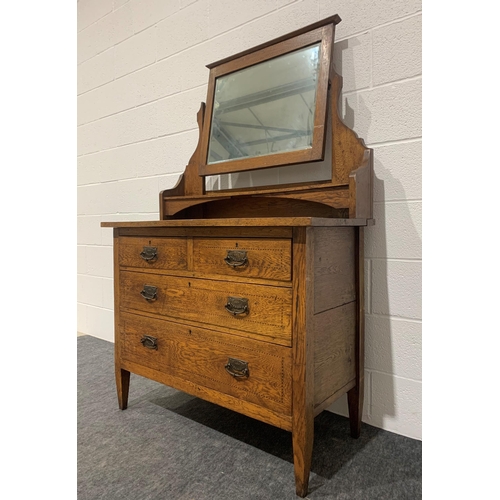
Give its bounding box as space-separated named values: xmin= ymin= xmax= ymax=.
xmin=119 ymin=271 xmax=292 ymax=344
xmin=120 ymin=312 xmax=292 ymax=415
xmin=118 ymin=237 xmax=188 ymax=271
xmin=192 ymin=238 xmax=291 ymax=281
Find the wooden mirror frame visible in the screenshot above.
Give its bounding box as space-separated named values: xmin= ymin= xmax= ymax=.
xmin=198 ymin=24 xmax=334 ymax=177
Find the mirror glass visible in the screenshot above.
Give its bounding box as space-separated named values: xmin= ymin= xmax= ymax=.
xmin=207 ymin=43 xmax=321 ymax=164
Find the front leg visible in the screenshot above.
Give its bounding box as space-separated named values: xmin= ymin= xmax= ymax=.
xmin=292 ymin=409 xmax=314 ymax=497
xmin=116 ymin=367 xmax=130 ymax=410
xmin=291 ymin=226 xmax=315 ymax=497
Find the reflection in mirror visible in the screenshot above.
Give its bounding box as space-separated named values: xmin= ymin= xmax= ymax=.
xmin=206 ymin=106 xmax=333 ymax=192
xmin=207 ymin=43 xmax=321 ymax=164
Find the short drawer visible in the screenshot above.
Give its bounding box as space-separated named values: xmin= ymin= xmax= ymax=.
xmin=192 ymin=238 xmax=291 ymax=281
xmin=119 ymin=312 xmax=292 ymax=415
xmin=118 ymin=237 xmax=188 ymax=271
xmin=119 ymin=271 xmax=292 ymax=345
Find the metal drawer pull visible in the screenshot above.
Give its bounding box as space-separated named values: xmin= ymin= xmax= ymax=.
xmin=224 ymin=250 xmax=248 ymax=268
xmin=225 ymin=297 xmax=249 ymax=316
xmin=140 ymin=246 xmax=158 ymax=262
xmin=140 ymin=335 xmax=158 ymax=350
xmin=140 ymin=285 xmax=158 ymax=301
xmin=225 ymin=357 xmax=249 ymax=378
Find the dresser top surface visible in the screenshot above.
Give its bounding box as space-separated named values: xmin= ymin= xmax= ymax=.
xmin=101 ymin=217 xmax=371 ymax=229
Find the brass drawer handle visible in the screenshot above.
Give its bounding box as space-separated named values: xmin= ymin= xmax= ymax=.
xmin=140 ymin=335 xmax=158 ymax=350
xmin=140 ymin=285 xmax=158 ymax=301
xmin=225 ymin=357 xmax=249 ymax=378
xmin=225 ymin=297 xmax=249 ymax=316
xmin=140 ymin=246 xmax=158 ymax=262
xmin=224 ymin=250 xmax=248 ymax=268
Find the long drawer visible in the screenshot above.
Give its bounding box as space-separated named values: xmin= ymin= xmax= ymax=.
xmin=120 ymin=312 xmax=292 ymax=415
xmin=119 ymin=271 xmax=292 ymax=344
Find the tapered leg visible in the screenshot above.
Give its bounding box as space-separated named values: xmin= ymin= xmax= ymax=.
xmin=116 ymin=367 xmax=130 ymax=410
xmin=348 ymin=380 xmax=364 ymax=438
xmin=291 ymin=227 xmax=315 ymax=498
xmin=292 ymin=412 xmax=314 ymax=497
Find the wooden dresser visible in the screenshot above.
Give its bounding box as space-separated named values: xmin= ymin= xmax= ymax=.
xmin=102 ymin=15 xmax=373 ymax=497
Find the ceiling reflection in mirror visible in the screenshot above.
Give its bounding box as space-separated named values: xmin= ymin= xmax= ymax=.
xmin=207 ymin=43 xmax=321 ymax=165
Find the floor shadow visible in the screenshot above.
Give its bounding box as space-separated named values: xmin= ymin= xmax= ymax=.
xmin=142 ymin=386 xmax=383 ymax=482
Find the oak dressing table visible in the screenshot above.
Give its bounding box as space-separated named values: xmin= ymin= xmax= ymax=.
xmin=102 ymin=14 xmax=373 ymax=497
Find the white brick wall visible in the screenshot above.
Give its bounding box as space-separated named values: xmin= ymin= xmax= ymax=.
xmin=77 ymin=0 xmax=422 ymax=440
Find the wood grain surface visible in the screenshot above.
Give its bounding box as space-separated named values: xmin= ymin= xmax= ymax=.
xmin=192 ymin=237 xmax=291 ymax=281
xmin=119 ymin=272 xmax=292 ymax=343
xmin=313 ymin=301 xmax=356 ymax=407
xmin=120 ymin=312 xmax=292 ymax=415
xmin=314 ymin=227 xmax=355 ymax=313
xmin=118 ymin=236 xmax=188 ymax=271
xmin=101 ymin=217 xmax=369 ymax=228
xmin=291 ymin=226 xmax=315 ymax=497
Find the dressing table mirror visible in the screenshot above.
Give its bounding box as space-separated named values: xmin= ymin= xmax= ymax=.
xmin=102 ymin=14 xmax=373 ymax=497
xmin=200 ymin=24 xmax=332 ymax=174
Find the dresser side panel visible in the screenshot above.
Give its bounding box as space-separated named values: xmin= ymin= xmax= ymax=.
xmin=312 ymin=227 xmax=357 ymax=409
xmin=313 ymin=302 xmax=356 ymax=408
xmin=313 ymin=227 xmax=356 ymax=314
